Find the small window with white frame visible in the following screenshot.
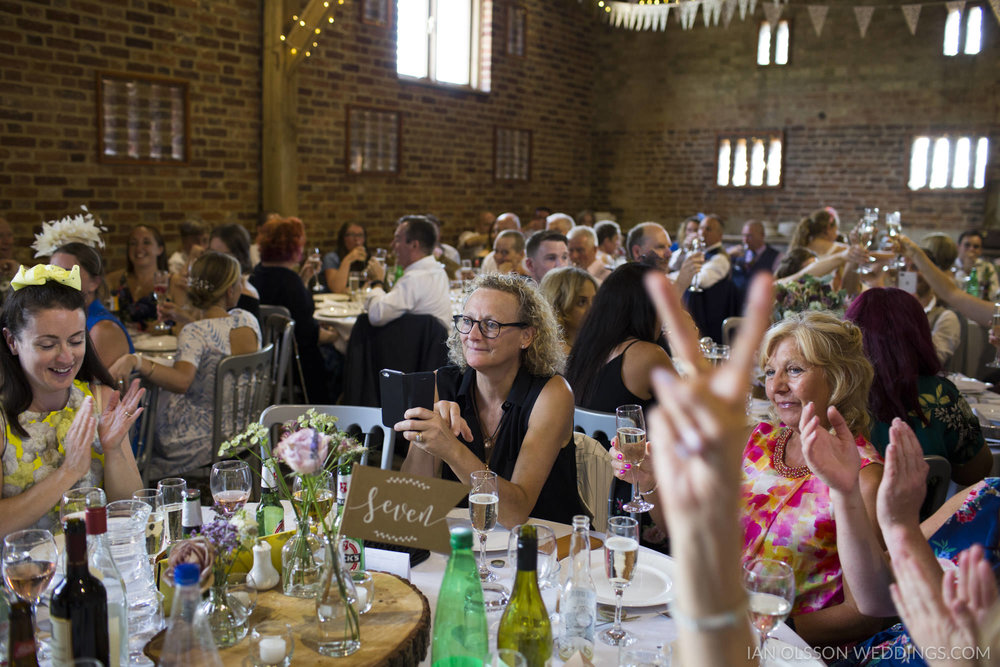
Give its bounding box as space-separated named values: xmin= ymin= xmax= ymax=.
xmin=943 ymin=5 xmax=982 ymax=55
xmin=396 ymin=0 xmax=492 ymax=91
xmin=908 ymin=134 xmax=989 ymax=190
xmin=717 ymin=133 xmax=783 ymax=187
xmin=494 ymin=127 xmax=531 ymax=181
xmin=757 ymin=20 xmax=789 ymax=66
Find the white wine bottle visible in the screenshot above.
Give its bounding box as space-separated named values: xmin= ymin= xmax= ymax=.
xmin=497 ymin=525 xmax=552 ymax=667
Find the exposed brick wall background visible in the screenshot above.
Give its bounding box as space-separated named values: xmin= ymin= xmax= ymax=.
xmin=1 ymin=0 xmax=997 ymax=261
xmin=591 ymin=4 xmax=1000 ymax=235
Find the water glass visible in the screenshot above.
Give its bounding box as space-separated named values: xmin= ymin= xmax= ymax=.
xmin=251 ymin=621 xmax=294 ymax=667
xmin=351 ymin=570 xmax=374 ymax=614
xmin=59 ymin=486 xmax=107 ymax=523
xmin=132 ymin=488 xmax=166 ymax=563
xmin=488 ymin=649 xmax=527 ymax=666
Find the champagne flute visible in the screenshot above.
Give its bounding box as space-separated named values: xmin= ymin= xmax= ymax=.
xmin=309 ymin=247 xmax=324 ymax=292
xmin=617 ymin=404 xmax=652 ymax=513
xmin=743 ymin=558 xmax=795 ymax=656
xmin=211 ymin=460 xmax=252 ymax=518
xmin=600 ymin=515 xmax=639 ymax=647
xmin=857 ymin=208 xmax=879 ymax=275
xmin=885 ymin=211 xmax=905 ymax=269
xmin=133 ymin=488 xmax=166 ymax=564
xmin=3 ymin=529 xmax=58 ymax=654
xmin=470 ymin=470 xmax=508 ymax=608
xmin=687 ymin=237 xmax=705 ymax=292
xmin=987 ymin=303 xmax=1000 ymax=369
xmin=157 ymin=477 xmax=187 ymax=546
xmin=152 ymin=269 xmax=172 ymax=333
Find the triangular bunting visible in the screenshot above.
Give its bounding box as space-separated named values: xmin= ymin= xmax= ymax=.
xmin=763 ymin=1 xmax=783 ymax=25
xmin=738 ymin=0 xmax=751 ymax=20
xmin=704 ymin=0 xmax=723 ymax=26
xmin=854 ymin=5 xmax=874 ymax=37
xmin=945 ymin=1 xmax=965 ymax=13
xmin=657 ymin=4 xmax=671 ymax=30
xmin=748 ymin=0 xmax=758 ymax=20
xmin=680 ymin=0 xmax=701 ymax=29
xmin=990 ymin=0 xmax=1000 ymax=27
xmin=722 ymin=0 xmax=738 ymax=27
xmin=901 ymin=4 xmax=921 ymax=34
xmin=807 ymin=5 xmax=828 ymax=35
xmin=610 ymin=1 xmax=625 ymax=28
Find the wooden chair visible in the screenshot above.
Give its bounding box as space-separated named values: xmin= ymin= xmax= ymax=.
xmin=259 ymin=404 xmax=395 ymax=470
xmin=574 ymin=432 xmax=615 ymax=532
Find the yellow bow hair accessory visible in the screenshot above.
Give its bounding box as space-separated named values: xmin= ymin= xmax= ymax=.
xmin=10 ymin=264 xmax=82 ymax=292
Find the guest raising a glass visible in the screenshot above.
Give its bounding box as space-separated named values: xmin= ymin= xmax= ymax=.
xmin=398 ymin=273 xmax=583 ymax=526
xmin=0 ymin=264 xmax=144 ymax=535
xmin=106 ymin=224 xmax=169 ymax=325
xmin=109 ymin=252 xmax=260 ymax=481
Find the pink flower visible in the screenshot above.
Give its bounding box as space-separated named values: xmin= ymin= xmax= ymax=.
xmin=165 ymin=536 xmax=215 ymax=588
xmin=274 ymin=427 xmax=329 ymax=474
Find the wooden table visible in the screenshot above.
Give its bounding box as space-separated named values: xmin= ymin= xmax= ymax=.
xmin=147 ymin=572 xmax=430 ymax=666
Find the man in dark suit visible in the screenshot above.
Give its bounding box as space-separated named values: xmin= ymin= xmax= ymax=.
xmin=730 ymin=220 xmax=780 ymax=303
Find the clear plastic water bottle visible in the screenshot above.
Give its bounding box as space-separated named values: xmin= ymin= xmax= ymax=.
xmin=558 ymin=515 xmax=596 ymax=661
xmin=85 ymin=504 xmax=129 ymax=667
xmin=159 ymin=563 xmax=222 ymax=667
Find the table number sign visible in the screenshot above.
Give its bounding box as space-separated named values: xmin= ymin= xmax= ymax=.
xmin=340 ymin=465 xmax=468 ymax=553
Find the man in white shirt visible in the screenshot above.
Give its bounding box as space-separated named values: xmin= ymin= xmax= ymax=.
xmin=909 ymin=260 xmax=961 ymax=365
xmin=525 ymin=230 xmax=570 ymax=283
xmin=567 ymin=225 xmax=611 ymax=284
xmin=692 ymin=215 xmax=731 ymax=290
xmin=365 ymin=215 xmax=452 ymax=329
xmin=594 ymin=220 xmax=625 ymax=268
xmin=683 ymin=214 xmax=737 ymax=343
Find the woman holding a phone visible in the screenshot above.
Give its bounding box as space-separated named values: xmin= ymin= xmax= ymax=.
xmin=397 ymin=273 xmax=582 ymax=527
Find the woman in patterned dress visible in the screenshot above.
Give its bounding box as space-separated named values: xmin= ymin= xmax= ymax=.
xmin=109 ymin=251 xmax=260 ymax=481
xmin=0 ymin=264 xmax=144 ymax=536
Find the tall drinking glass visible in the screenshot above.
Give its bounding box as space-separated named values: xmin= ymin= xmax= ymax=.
xmin=211 ymin=460 xmax=252 ymax=517
xmin=469 ymin=470 xmax=509 ymax=608
xmin=744 ymin=558 xmax=795 ymax=656
xmin=3 ymin=529 xmax=58 ymax=656
xmin=600 ymin=516 xmax=639 ymax=647
xmin=687 ymin=238 xmax=705 ymax=292
xmin=152 ymin=270 xmax=172 ymax=333
xmin=617 ymin=405 xmax=652 ymax=513
xmin=157 ymin=478 xmax=187 ymax=546
xmin=133 ymin=488 xmax=166 ymax=564
xmin=309 ymin=247 xmax=324 ymax=292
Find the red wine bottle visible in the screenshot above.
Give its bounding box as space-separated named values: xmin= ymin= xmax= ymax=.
xmin=49 ymin=517 xmax=109 ymax=665
xmin=9 ymin=598 xmax=39 ymax=667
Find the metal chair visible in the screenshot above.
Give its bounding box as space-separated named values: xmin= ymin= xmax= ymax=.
xmin=259 ymin=404 xmax=395 ymax=470
xmin=210 ymin=344 xmax=275 ymax=463
xmin=262 ymin=314 xmax=296 ymax=404
xmin=573 ymin=407 xmax=617 ymax=450
xmin=921 ymin=455 xmax=953 ymax=521
xmin=259 ymin=304 xmax=292 ymax=323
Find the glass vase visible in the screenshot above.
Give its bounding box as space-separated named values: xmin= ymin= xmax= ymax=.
xmin=281 ymin=522 xmax=325 ymax=598
xmin=316 ymin=541 xmax=361 ymax=657
xmin=200 ymin=570 xmax=252 ymax=648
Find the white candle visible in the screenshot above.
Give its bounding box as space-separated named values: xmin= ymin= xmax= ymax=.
xmin=356 ymin=587 xmax=368 ymax=609
xmin=258 ymin=636 xmax=287 ymax=663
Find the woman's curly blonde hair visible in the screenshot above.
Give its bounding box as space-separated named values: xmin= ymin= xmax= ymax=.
xmin=447 ymin=273 xmax=566 ymax=377
xmin=760 ymin=310 xmax=874 ymax=437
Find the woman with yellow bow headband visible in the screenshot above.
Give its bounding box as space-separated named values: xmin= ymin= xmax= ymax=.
xmin=0 ymin=264 xmax=144 ymax=535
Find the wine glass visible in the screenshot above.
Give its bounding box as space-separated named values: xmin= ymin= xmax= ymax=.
xmin=59 ymin=486 xmax=107 ymax=523
xmin=3 ymin=529 xmax=58 ymax=653
xmin=152 ymin=270 xmax=172 ymax=333
xmin=687 ymin=237 xmax=705 ymax=292
xmin=211 ymin=460 xmax=252 ymax=518
xmin=133 ymin=488 xmax=166 ymax=564
xmin=856 ymin=209 xmax=880 ymax=275
xmin=600 ymin=515 xmax=639 ymax=647
xmin=617 ymin=405 xmax=652 ymax=513
xmin=157 ymin=477 xmax=187 ymax=546
xmin=743 ymin=558 xmax=796 ymax=656
xmin=885 ymin=211 xmax=905 ymax=269
xmin=309 ymin=247 xmax=324 ymax=292
xmin=987 ymin=303 xmax=1000 ymax=369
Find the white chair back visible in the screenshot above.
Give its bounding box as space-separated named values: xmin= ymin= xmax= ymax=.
xmin=259 ymin=404 xmax=394 ymax=470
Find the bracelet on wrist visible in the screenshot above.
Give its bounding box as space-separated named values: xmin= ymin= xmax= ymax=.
xmin=671 ymin=600 xmax=748 ymax=632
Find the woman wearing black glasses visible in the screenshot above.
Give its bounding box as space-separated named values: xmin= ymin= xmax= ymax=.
xmin=398 ymin=273 xmax=582 ymax=526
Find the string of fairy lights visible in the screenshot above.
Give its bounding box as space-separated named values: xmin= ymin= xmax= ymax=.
xmin=278 ymin=0 xmax=347 ymax=60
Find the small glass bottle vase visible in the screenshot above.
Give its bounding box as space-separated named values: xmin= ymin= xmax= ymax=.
xmin=281 ymin=522 xmax=325 ymax=598
xmin=201 ymin=570 xmax=250 ymax=648
xmin=316 ymin=542 xmax=361 ymax=657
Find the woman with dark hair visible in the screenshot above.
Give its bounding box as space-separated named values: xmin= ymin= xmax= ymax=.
xmin=323 ymin=222 xmax=373 ymax=294
xmin=566 ymin=263 xmax=673 ymax=411
xmin=251 ymin=217 xmax=338 ymax=403
xmin=208 ymin=223 xmax=260 ymax=319
xmin=110 ymin=252 xmax=260 ymax=480
xmin=50 ymin=242 xmax=134 ymax=368
xmin=106 ymin=225 xmax=169 ymax=325
xmin=846 ymin=287 xmax=991 ymax=484
xmin=0 ymin=264 xmax=143 ymax=534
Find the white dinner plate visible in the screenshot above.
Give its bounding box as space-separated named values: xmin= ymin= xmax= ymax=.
xmin=132 ymin=334 xmax=178 ymax=352
xmin=586 ymin=548 xmax=674 ymax=607
xmin=949 ymin=374 xmax=992 ymax=394
xmin=974 ymin=404 xmax=1000 ymax=424
xmin=318 ymin=303 xmax=363 ymax=318
xmin=315 ymin=293 xmax=350 ymax=302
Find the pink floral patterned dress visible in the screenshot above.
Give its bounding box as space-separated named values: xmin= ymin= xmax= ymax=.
xmin=741 ymin=422 xmax=883 ymax=614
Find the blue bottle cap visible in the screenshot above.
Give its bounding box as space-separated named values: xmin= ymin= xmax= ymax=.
xmin=174 ymin=562 xmax=200 ymax=586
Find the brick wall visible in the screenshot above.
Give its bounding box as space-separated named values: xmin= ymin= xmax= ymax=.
xmin=591 ymin=4 xmax=1000 ymax=236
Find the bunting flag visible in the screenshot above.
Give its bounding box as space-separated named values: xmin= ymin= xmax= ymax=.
xmin=991 ymin=0 xmax=1000 ymax=27
xmin=738 ymin=0 xmax=751 ymax=20
xmin=704 ymin=0 xmax=723 ymax=26
xmin=901 ymin=4 xmax=921 ymax=34
xmin=854 ymin=5 xmax=875 ymax=36
xmin=945 ymin=0 xmax=966 ymax=13
xmin=722 ymin=0 xmax=738 ymax=27
xmin=807 ymin=5 xmax=829 ymax=35
xmin=680 ymin=0 xmax=701 ymax=29
xmin=763 ymin=1 xmax=783 ymax=25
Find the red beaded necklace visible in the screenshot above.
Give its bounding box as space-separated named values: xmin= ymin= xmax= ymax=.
xmin=772 ymin=427 xmax=811 ymax=479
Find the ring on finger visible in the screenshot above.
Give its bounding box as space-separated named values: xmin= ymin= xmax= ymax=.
xmin=415 ymin=432 xmax=423 ymax=443
xmin=124 ymin=410 xmax=133 ymax=418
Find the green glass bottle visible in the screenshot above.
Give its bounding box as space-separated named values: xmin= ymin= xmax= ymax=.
xmin=967 ymin=266 xmax=981 ymax=297
xmin=256 ymin=460 xmax=285 ymax=536
xmin=431 ymin=527 xmax=488 ymax=666
xmin=497 ymin=525 xmax=552 ymax=667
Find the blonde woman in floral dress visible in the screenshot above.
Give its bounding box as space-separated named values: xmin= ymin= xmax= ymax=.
xmin=0 ymin=264 xmax=144 ymax=536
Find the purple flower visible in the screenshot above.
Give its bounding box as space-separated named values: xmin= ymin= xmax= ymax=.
xmin=274 ymin=427 xmax=330 ymax=474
